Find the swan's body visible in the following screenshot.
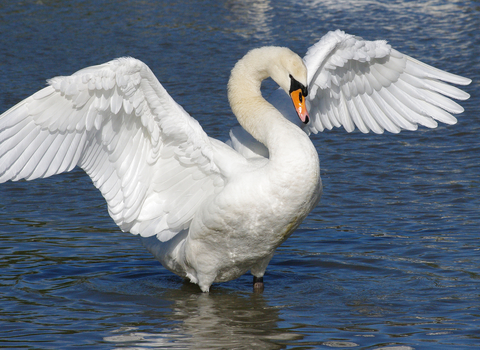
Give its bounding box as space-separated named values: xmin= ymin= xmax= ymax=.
xmin=0 ymin=30 xmax=470 ymax=292
xmin=141 ymin=47 xmax=321 ymax=291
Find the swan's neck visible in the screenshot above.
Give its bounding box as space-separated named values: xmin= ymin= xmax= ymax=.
xmin=227 ymin=48 xmax=310 ymax=155
xmin=227 ymin=51 xmax=272 ymax=145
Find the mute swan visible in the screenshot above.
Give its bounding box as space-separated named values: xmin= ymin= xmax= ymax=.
xmin=0 ymin=30 xmax=471 ymax=292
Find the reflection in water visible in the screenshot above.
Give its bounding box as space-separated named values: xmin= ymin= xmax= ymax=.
xmin=103 ymin=280 xmax=302 ymax=349
xmin=226 ymin=0 xmax=273 ymax=39
xmin=300 ymin=0 xmax=466 ymax=13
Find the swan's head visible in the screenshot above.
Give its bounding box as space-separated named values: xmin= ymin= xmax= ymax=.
xmin=267 ymin=47 xmax=310 ymax=124
xmin=228 ymin=46 xmax=310 ymax=136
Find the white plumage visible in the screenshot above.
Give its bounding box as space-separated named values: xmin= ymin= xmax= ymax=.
xmin=0 ymin=30 xmax=470 ymax=292
xmin=266 ymin=30 xmax=470 ymax=135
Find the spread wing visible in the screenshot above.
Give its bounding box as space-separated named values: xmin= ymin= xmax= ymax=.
xmin=0 ymin=57 xmax=225 ymax=241
xmin=269 ymin=30 xmax=471 ymax=134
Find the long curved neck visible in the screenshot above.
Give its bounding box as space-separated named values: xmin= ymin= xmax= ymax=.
xmin=227 ymin=47 xmax=291 ymax=149
xmin=226 ymin=48 xmax=321 ymax=235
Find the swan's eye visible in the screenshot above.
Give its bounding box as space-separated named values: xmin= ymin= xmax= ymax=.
xmin=289 ymin=74 xmax=308 ymax=97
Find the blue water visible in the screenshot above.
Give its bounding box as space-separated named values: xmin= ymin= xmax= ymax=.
xmin=1 ymin=0 xmax=479 ymax=348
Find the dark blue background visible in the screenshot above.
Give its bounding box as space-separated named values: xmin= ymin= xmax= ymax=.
xmin=0 ymin=0 xmax=479 ymax=348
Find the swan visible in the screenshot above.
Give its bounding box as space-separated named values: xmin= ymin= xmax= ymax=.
xmin=0 ymin=30 xmax=471 ymax=292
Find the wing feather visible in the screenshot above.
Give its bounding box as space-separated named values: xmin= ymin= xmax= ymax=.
xmin=0 ymin=57 xmax=227 ymax=241
xmin=267 ymin=30 xmax=466 ymax=136
xmin=301 ymin=30 xmax=470 ymax=134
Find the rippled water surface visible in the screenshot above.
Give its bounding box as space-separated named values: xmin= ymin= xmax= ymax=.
xmin=1 ymin=0 xmax=479 ymax=349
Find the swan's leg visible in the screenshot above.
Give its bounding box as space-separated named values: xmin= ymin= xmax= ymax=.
xmin=251 ymin=252 xmax=273 ymax=292
xmin=253 ymin=276 xmax=264 ymax=292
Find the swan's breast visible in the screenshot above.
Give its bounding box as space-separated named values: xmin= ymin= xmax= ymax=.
xmin=186 ymin=143 xmax=321 ymax=268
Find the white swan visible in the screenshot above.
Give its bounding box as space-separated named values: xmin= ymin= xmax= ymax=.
xmin=0 ymin=30 xmax=470 ymax=292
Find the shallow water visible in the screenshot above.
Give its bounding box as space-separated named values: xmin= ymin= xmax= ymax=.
xmin=1 ymin=0 xmax=479 ymax=349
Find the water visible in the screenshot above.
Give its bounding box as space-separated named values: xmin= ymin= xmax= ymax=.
xmin=0 ymin=0 xmax=479 ymax=348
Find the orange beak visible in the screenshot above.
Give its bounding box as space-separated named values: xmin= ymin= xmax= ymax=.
xmin=290 ymin=88 xmax=309 ymax=124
